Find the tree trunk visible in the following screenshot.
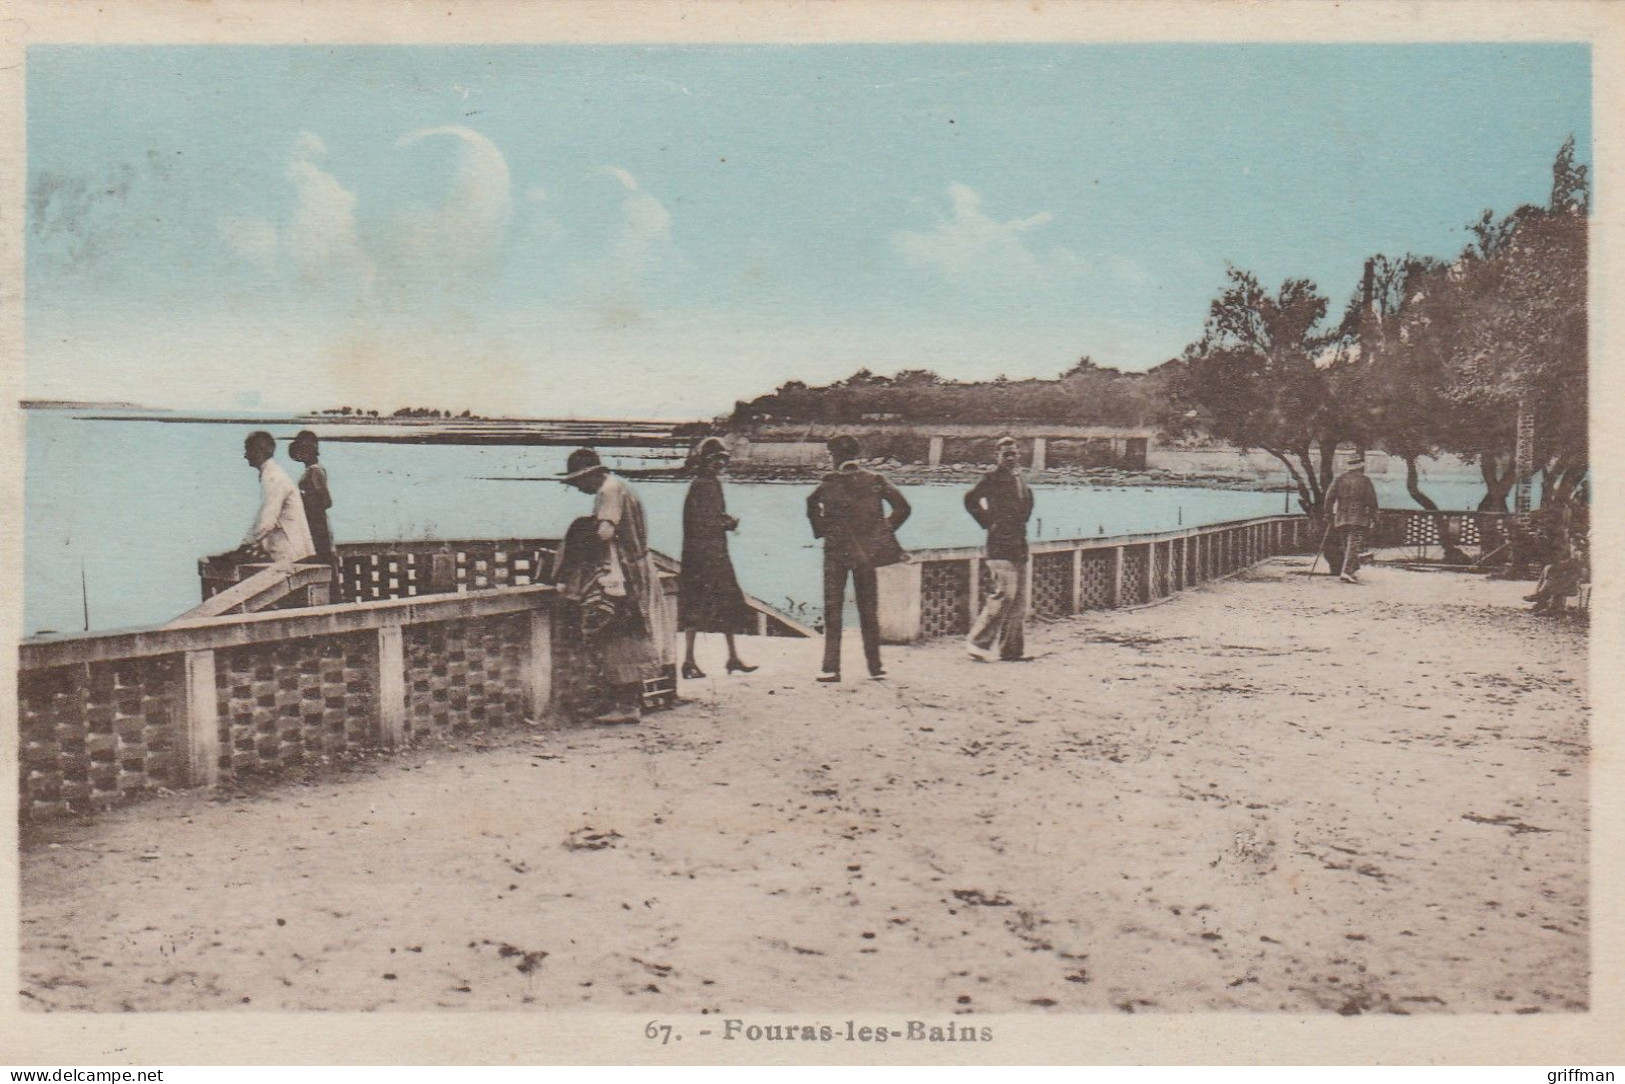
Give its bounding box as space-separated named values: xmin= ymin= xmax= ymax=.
xmin=1477 ymin=455 xmax=1514 ymax=512
xmin=1406 ymin=455 xmax=1469 ymax=564
xmin=1262 ymin=445 xmax=1318 ymax=514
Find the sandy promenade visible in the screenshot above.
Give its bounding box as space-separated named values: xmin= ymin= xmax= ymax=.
xmin=20 ymin=557 xmax=1588 ymax=1014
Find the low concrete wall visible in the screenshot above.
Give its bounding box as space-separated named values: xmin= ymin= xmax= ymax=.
xmin=17 ymin=573 xmax=701 ymax=822
xmin=877 ymin=514 xmax=1312 ymax=643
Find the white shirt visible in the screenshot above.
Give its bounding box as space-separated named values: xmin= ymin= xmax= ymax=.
xmin=246 ymin=459 xmax=316 ymax=565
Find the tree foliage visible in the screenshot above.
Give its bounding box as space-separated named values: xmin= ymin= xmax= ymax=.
xmin=1356 ymin=142 xmax=1587 ymax=513
xmin=1166 ymin=269 xmax=1354 ymax=513
xmin=730 ymin=359 xmax=1165 ymax=428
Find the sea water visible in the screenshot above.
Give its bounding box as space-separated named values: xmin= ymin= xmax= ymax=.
xmin=20 ymin=411 xmax=1491 ymax=636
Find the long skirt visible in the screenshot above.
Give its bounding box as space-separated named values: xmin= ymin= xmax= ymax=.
xmin=678 ymin=548 xmax=756 ymax=633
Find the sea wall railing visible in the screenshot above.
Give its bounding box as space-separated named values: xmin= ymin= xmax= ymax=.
xmin=200 ymin=537 xmax=815 ymax=637
xmin=19 ymin=584 xmax=572 ymax=821
xmin=876 ymin=514 xmax=1313 ymax=643
xmin=21 ymin=533 xmax=821 ymax=822
xmin=1371 ymin=509 xmax=1513 ymax=561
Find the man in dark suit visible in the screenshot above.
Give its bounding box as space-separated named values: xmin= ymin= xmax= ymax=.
xmin=964 ymin=435 xmax=1035 ymax=661
xmin=806 ymin=435 xmax=911 ymax=681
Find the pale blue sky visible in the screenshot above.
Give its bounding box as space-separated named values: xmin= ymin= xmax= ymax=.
xmin=26 ymin=44 xmax=1589 ymax=417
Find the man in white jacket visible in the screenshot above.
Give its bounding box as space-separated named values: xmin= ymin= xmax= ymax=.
xmin=239 ymin=430 xmax=315 ymax=567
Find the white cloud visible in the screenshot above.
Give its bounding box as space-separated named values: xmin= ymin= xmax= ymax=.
xmin=292 ymin=131 xmax=328 ymax=160
xmin=605 ymin=165 xmax=641 ymax=192
xmin=388 ymin=126 xmax=514 ymax=279
xmin=591 ymin=166 xmax=677 ymax=313
xmin=284 ymin=146 xmax=376 ymax=290
xmin=214 ymin=132 xmax=375 ymax=292
xmin=891 ymin=183 xmax=1068 ymax=281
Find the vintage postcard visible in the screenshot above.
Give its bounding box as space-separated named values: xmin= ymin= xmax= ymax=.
xmin=1 ymin=0 xmax=1621 ymax=1067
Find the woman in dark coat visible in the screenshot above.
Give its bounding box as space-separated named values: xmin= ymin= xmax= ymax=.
xmin=289 ymin=430 xmax=337 ymax=587
xmin=678 ymin=437 xmax=757 ymax=678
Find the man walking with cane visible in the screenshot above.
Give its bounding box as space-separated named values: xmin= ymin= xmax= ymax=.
xmin=1324 ymin=452 xmax=1379 ymax=584
xmin=964 ymin=435 xmax=1035 ymax=661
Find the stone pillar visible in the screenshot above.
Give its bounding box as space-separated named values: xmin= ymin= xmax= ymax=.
xmin=877 ymin=561 xmax=924 ymax=643
xmin=526 ymin=607 xmax=554 ymax=721
xmin=1030 ymin=436 xmax=1047 ymax=471
xmin=927 ymin=435 xmax=945 ymax=467
xmin=1071 ymin=548 xmax=1084 ymax=613
xmin=377 ymin=625 xmax=406 ymax=748
xmin=181 ymin=649 xmax=220 ymax=788
xmin=428 ymin=551 xmax=457 ymax=593
xmin=1109 ymin=546 xmax=1124 ymax=609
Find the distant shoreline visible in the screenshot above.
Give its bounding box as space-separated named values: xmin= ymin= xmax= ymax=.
xmin=483 ymin=461 xmax=1293 ymax=494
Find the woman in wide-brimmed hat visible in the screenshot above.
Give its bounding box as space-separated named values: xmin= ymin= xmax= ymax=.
xmin=556 ymin=447 xmax=662 ymax=723
xmin=678 ymin=436 xmax=756 ymax=679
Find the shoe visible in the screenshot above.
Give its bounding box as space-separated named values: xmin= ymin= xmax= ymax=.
xmin=725 ymin=659 xmax=758 ymax=674
xmin=1522 ymin=593 xmax=1541 ymax=603
xmin=869 ymin=667 xmax=887 ymax=679
xmin=593 ymin=709 xmax=641 ymax=725
xmin=1001 ymin=655 xmax=1034 ymax=662
xmin=966 ymin=644 xmax=995 ymax=663
xmin=1339 ymin=573 xmax=1357 ymax=584
xmin=816 ymin=672 xmax=841 ymax=683
xmin=680 ymin=662 xmax=705 ymax=680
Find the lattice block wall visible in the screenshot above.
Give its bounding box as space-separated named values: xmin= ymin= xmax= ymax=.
xmin=19 ymin=656 xmax=184 ymax=819
xmin=920 ymin=561 xmax=972 ymax=639
xmin=1162 ymin=541 xmax=1182 ymax=594
xmin=403 ymin=614 xmax=529 ymax=739
xmin=216 ymin=632 xmax=379 ymax=777
xmin=1031 ymin=552 xmax=1074 ymax=618
xmin=450 ymin=543 xmax=555 ymax=592
xmin=1122 ymin=546 xmax=1150 ymax=605
xmin=1396 ymin=513 xmax=1484 ymax=548
xmin=340 ymin=542 xmax=556 ymax=602
xmin=342 ymin=552 xmax=421 ymax=602
xmin=1079 ymin=552 xmax=1114 ymax=609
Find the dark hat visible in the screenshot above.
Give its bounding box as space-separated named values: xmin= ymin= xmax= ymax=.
xmin=694 ymin=436 xmax=731 ymax=460
xmin=1348 ymin=453 xmax=1366 ymax=468
xmin=560 ymin=447 xmax=607 ymax=482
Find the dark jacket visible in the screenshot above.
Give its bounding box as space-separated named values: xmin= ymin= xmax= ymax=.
xmin=964 ymin=466 xmax=1034 ymax=562
xmin=807 ymin=465 xmax=911 ymax=569
xmin=1326 ymin=469 xmax=1379 ymax=529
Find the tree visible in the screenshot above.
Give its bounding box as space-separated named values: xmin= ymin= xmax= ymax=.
xmin=1355 ymin=139 xmax=1587 ymax=529
xmin=1447 ymin=203 xmax=1587 ymax=510
xmin=1352 ymin=253 xmax=1475 ymax=558
xmin=1168 ymin=268 xmax=1353 ymax=513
